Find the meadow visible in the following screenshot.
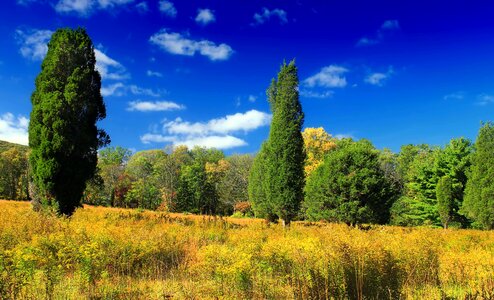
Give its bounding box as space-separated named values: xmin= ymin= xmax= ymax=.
xmin=0 ymin=200 xmax=493 ymax=299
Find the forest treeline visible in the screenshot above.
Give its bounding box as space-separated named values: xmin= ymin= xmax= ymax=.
xmin=2 ymin=122 xmax=493 ymax=229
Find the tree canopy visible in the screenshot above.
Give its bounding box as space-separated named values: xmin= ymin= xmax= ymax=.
xmin=304 ymin=139 xmax=398 ymax=225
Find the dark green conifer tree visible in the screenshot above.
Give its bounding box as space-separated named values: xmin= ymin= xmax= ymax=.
xmin=29 ymin=28 xmax=109 ymax=215
xmin=248 ymin=142 xmax=277 ymax=222
xmin=436 ymin=176 xmax=454 ymax=228
xmin=265 ymin=60 xmax=305 ymax=227
xmin=463 ymin=122 xmax=494 ymax=229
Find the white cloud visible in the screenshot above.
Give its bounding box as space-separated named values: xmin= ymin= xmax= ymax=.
xmin=164 ymin=110 xmax=271 ymax=136
xmin=149 ymin=29 xmax=233 ymax=61
xmin=147 ymin=70 xmax=163 ymax=77
xmin=365 ymin=73 xmax=387 ymax=86
xmin=252 ymin=7 xmax=287 ymax=25
xmin=140 ymin=109 xmax=270 ymax=149
xmin=94 ymin=48 xmax=128 ymax=80
xmin=357 ymin=19 xmax=400 ymax=47
xmin=443 ymin=92 xmax=465 ymax=101
xmin=478 ymin=94 xmax=494 ymax=105
xmin=195 ymin=8 xmax=215 ymax=25
xmin=16 ymin=0 xmax=37 ymax=5
xmin=356 ymin=37 xmax=379 ymax=47
xmin=135 ymin=1 xmax=148 ymax=13
xmin=54 ymin=0 xmax=134 ymax=16
xmin=101 ymin=83 xmax=163 ymax=97
xmin=15 ymin=29 xmax=53 ymax=61
xmin=0 ymin=113 xmax=29 ymax=145
xmin=129 ymin=85 xmax=162 ymax=97
xmin=304 ymin=65 xmax=348 ymax=88
xmin=159 ymin=0 xmax=176 ymax=17
xmin=334 ymin=133 xmax=354 ymax=140
xmin=101 ymin=82 xmax=125 ymax=97
xmin=248 ymin=95 xmax=257 ymax=102
xmin=141 ymin=134 xmax=246 ymax=149
xmin=300 ymin=90 xmax=334 ymax=99
xmin=381 ymin=20 xmax=400 ymax=30
xmin=55 ymin=0 xmax=94 ymax=16
xmin=364 ymin=67 xmax=394 ymax=86
xmin=127 ymin=100 xmax=184 ymax=112
xmin=140 ymin=134 xmax=175 ymax=143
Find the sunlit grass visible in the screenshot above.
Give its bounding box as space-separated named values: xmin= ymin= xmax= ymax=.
xmin=0 ymin=200 xmax=493 ymax=299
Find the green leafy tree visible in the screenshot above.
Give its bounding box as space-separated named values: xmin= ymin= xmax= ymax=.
xmin=125 ymin=150 xmax=165 ymax=209
xmin=28 ymin=28 xmax=109 ymax=215
xmin=463 ymin=122 xmax=494 ymax=229
xmin=436 ymin=176 xmax=454 ymax=228
xmin=304 ymin=139 xmax=397 ymax=225
xmin=264 ymin=60 xmax=305 ymax=227
xmin=176 ymin=147 xmax=224 ymax=214
xmin=392 ymin=139 xmax=472 ymax=227
xmin=434 ymin=138 xmax=472 ymax=227
xmin=153 ymin=146 xmax=191 ymax=212
xmin=97 ymin=146 xmax=131 ymax=206
xmin=391 ymin=145 xmax=440 ymax=226
xmin=396 ymin=144 xmax=430 ymax=182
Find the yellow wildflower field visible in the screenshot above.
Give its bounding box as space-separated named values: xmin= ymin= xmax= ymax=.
xmin=0 ymin=200 xmax=492 ymax=299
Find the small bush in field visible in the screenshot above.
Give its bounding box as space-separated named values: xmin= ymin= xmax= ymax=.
xmin=233 ymin=201 xmax=252 ymax=217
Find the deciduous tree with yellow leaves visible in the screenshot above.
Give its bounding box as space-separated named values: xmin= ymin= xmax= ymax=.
xmin=302 ymin=127 xmax=336 ymax=176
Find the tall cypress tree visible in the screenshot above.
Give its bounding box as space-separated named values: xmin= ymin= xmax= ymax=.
xmin=29 ymin=28 xmax=109 ymax=215
xmin=265 ymin=60 xmax=305 ymax=227
xmin=463 ymin=122 xmax=494 ymax=229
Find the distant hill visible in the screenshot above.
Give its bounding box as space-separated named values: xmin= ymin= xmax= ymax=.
xmin=0 ymin=140 xmax=29 ymax=154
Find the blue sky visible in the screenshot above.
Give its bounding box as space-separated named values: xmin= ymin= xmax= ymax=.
xmin=1 ymin=0 xmax=494 ymax=154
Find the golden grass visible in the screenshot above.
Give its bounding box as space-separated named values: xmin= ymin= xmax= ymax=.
xmin=0 ymin=200 xmax=493 ymax=299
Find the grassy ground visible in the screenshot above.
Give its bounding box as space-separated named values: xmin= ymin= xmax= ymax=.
xmin=0 ymin=200 xmax=493 ymax=299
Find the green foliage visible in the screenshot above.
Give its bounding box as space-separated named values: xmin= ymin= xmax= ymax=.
xmin=176 ymin=147 xmax=224 ymax=214
xmin=435 ymin=138 xmax=472 ymax=227
xmin=0 ymin=140 xmax=28 ymax=154
xmin=0 ymin=148 xmax=29 ymax=200
xmin=124 ymin=150 xmax=166 ymax=209
xmin=125 ymin=178 xmax=161 ymax=210
xmin=396 ymin=144 xmax=430 ymax=182
xmin=152 ymin=146 xmax=191 ymax=211
xmin=392 ymin=139 xmax=472 ymax=227
xmin=463 ymin=122 xmax=494 ymax=229
xmin=28 ymin=28 xmax=109 ymax=215
xmin=393 ymin=146 xmax=441 ymax=226
xmin=264 ymin=60 xmax=305 ymax=226
xmin=389 ymin=196 xmax=437 ymax=227
xmin=0 ymin=141 xmax=29 ymax=201
xmin=304 ymin=139 xmax=397 ymax=225
xmin=84 ymin=146 xmax=131 ymax=206
xmin=248 ymin=143 xmax=275 ymax=220
xmin=436 ymin=176 xmax=454 ymax=228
